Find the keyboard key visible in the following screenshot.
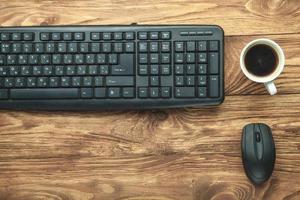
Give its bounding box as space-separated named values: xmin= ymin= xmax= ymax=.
xmin=139 ymin=65 xmax=148 ymax=75
xmin=150 ymin=87 xmax=159 ymax=98
xmin=139 ymin=42 xmax=148 ymax=52
xmin=186 ymin=64 xmax=195 ymax=74
xmin=161 ymin=87 xmax=171 ymax=98
xmin=175 ymin=65 xmax=184 ymax=74
xmin=114 ymin=43 xmax=123 ymax=53
xmin=138 ymin=32 xmax=147 ymax=40
xmin=198 ymin=53 xmax=207 ymax=63
xmin=150 ymin=32 xmax=159 ymax=40
xmin=23 ymin=43 xmax=33 ymax=53
xmin=111 ymin=64 xmax=133 ymax=75
xmin=175 ymin=87 xmax=195 ymax=98
xmin=198 ymin=64 xmax=207 ymax=74
xmin=95 ymin=88 xmax=106 ymax=98
xmin=72 ymin=77 xmax=81 ymax=87
xmin=161 ymin=65 xmax=170 ymax=75
xmin=125 ymin=42 xmax=134 ymax=52
xmin=83 ymin=76 xmax=92 ymax=86
xmin=52 ymin=33 xmax=61 ymax=41
xmin=81 ymin=88 xmax=93 ymax=98
xmin=187 ymin=41 xmax=196 ymax=51
xmin=161 ymin=42 xmax=170 ymax=52
xmin=100 ymin=65 xmax=109 ymax=75
xmin=11 ymin=88 xmax=79 ymax=99
xmin=27 ymin=77 xmax=37 ymax=87
xmin=46 ymin=43 xmax=55 ymax=53
xmin=198 ymin=87 xmax=207 ymax=97
xmin=175 ymin=53 xmax=184 ymax=63
xmin=43 ymin=66 xmax=53 ymax=75
xmin=186 ymin=53 xmax=195 ymax=63
xmin=49 ymin=77 xmax=60 ymax=87
xmin=103 ymin=32 xmax=111 ymax=40
xmin=175 ymin=42 xmax=184 ymax=52
xmin=175 ymin=76 xmax=184 ymax=86
xmin=209 ymin=41 xmax=219 ymax=51
xmin=58 ymin=43 xmax=67 ymax=53
xmin=79 ymin=43 xmax=89 ymax=53
xmin=1 ymin=33 xmax=10 ymax=41
xmin=12 ymin=43 xmax=22 ymax=53
xmin=209 ymin=75 xmax=219 ymax=97
xmin=0 ymin=89 xmax=8 ymax=99
xmin=63 ymin=33 xmax=72 ymax=41
xmin=0 ymin=67 xmax=8 ymax=76
xmin=125 ymin=32 xmax=134 ymax=40
xmin=94 ymin=76 xmax=104 ymax=86
xmin=139 ymin=54 xmax=148 ymax=64
xmin=88 ymin=65 xmax=98 ymax=75
xmin=15 ymin=77 xmax=26 ymax=87
xmin=4 ymin=77 xmax=14 ymax=87
xmin=161 ymin=32 xmax=171 ymax=39
xmin=108 ymin=54 xmax=118 ymax=64
xmin=186 ymin=76 xmax=195 ymax=86
xmin=55 ymin=66 xmax=64 ymax=76
xmin=77 ymin=65 xmax=87 ymax=75
xmin=106 ymin=76 xmax=134 ymax=86
xmin=91 ymin=43 xmax=101 ymax=53
xmin=198 ymin=75 xmax=206 ymax=86
xmin=150 ymin=65 xmax=159 ymax=75
xmin=68 ymin=43 xmax=77 ymax=52
xmin=161 ymin=54 xmax=170 ymax=64
xmin=123 ymin=87 xmax=135 ymax=98
xmin=102 ymin=43 xmax=111 ymax=53
xmin=61 ymin=77 xmax=70 ymax=87
xmin=97 ymin=54 xmax=106 ymax=64
xmin=40 ymin=33 xmax=50 ymax=41
xmin=150 ymin=76 xmax=159 ymax=86
xmin=209 ymin=52 xmax=219 ymax=74
xmin=74 ymin=32 xmax=84 ymax=41
xmin=37 ymin=77 xmax=48 ymax=87
xmin=66 ymin=66 xmax=76 ymax=75
xmin=138 ymin=87 xmax=148 ymax=98
xmin=113 ymin=32 xmax=123 ymax=40
xmin=91 ymin=32 xmax=101 ymax=40
xmin=108 ymin=87 xmax=120 ymax=98
xmin=198 ymin=41 xmax=207 ymax=51
xmin=150 ymin=54 xmax=159 ymax=64
xmin=86 ymin=54 xmax=96 ymax=64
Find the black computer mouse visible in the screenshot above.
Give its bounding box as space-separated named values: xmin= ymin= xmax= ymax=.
xmin=242 ymin=123 xmax=276 ymax=185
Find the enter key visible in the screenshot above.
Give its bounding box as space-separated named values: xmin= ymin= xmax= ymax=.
xmin=111 ymin=54 xmax=134 ymax=75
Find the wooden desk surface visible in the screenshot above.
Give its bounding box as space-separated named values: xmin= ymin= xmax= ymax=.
xmin=0 ymin=1 xmax=299 ymax=199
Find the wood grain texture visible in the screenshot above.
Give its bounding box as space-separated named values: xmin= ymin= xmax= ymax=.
xmin=0 ymin=0 xmax=300 ymax=199
xmin=0 ymin=0 xmax=300 ymax=36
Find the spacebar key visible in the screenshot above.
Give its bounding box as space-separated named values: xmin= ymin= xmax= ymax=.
xmin=11 ymin=89 xmax=79 ymax=99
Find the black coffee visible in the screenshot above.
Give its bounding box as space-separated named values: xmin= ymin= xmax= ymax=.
xmin=244 ymin=44 xmax=278 ymax=76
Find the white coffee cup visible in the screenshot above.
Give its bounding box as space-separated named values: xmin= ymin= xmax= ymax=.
xmin=240 ymin=38 xmax=285 ymax=95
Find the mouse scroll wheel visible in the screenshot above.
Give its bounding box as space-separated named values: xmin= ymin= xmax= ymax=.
xmin=255 ymin=132 xmax=261 ymax=142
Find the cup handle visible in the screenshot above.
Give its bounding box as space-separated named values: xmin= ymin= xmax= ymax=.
xmin=264 ymin=81 xmax=277 ymax=95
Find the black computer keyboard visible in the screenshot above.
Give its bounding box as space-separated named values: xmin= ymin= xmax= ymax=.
xmin=0 ymin=25 xmax=224 ymax=110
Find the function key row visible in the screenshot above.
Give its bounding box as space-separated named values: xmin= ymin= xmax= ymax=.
xmin=175 ymin=40 xmax=219 ymax=52
xmin=138 ymin=32 xmax=171 ymax=40
xmin=0 ymin=32 xmax=34 ymax=41
xmin=40 ymin=32 xmax=135 ymax=41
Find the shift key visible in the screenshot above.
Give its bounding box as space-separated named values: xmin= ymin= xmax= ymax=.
xmin=106 ymin=76 xmax=134 ymax=86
